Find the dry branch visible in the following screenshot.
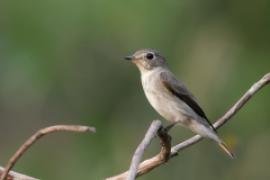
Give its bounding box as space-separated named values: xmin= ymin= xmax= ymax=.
xmin=0 ymin=167 xmax=38 ymax=180
xmin=0 ymin=125 xmax=96 ymax=180
xmin=107 ymin=72 xmax=270 ymax=179
xmin=107 ymin=121 xmax=172 ymax=180
xmin=127 ymin=120 xmax=162 ymax=180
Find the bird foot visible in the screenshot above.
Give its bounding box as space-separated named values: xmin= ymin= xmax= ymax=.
xmin=164 ymin=122 xmax=177 ymax=132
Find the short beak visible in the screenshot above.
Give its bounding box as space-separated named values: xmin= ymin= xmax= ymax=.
xmin=124 ymin=55 xmax=133 ymax=61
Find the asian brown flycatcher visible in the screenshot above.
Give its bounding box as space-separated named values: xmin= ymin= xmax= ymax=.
xmin=125 ymin=49 xmax=234 ymax=158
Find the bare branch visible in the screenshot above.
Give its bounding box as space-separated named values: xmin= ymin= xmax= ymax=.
xmin=108 ymin=72 xmax=270 ymax=179
xmin=127 ymin=120 xmax=162 ymax=180
xmin=135 ymin=125 xmax=171 ymax=177
xmin=0 ymin=125 xmax=96 ymax=180
xmin=0 ymin=167 xmax=39 ymax=180
xmin=107 ymin=122 xmax=171 ymax=180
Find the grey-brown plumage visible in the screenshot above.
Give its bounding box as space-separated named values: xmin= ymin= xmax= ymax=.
xmin=125 ymin=49 xmax=234 ymax=158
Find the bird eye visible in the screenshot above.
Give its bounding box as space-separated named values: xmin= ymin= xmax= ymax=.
xmin=145 ymin=53 xmax=154 ymax=60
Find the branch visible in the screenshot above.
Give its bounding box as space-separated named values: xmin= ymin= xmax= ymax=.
xmin=0 ymin=167 xmax=39 ymax=180
xmin=107 ymin=72 xmax=270 ymax=179
xmin=107 ymin=121 xmax=171 ymax=180
xmin=0 ymin=125 xmax=96 ymax=180
xmin=127 ymin=120 xmax=162 ymax=180
xmin=134 ymin=124 xmax=171 ymax=177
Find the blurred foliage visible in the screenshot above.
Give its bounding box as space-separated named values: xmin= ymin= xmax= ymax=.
xmin=0 ymin=0 xmax=270 ymax=179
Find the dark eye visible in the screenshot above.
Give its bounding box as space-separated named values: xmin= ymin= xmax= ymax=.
xmin=146 ymin=53 xmax=154 ymax=60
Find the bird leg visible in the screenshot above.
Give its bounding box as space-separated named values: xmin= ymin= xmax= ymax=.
xmin=164 ymin=122 xmax=177 ymax=132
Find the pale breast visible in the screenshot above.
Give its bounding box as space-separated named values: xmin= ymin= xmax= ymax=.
xmin=141 ymin=69 xmax=190 ymax=122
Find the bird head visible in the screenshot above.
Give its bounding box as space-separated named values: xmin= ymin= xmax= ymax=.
xmin=124 ymin=49 xmax=166 ymax=73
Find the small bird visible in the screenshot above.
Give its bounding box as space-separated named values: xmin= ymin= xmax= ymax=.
xmin=124 ymin=49 xmax=234 ymax=158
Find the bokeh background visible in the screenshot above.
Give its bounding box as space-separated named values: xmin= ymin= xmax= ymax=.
xmin=0 ymin=0 xmax=270 ymax=179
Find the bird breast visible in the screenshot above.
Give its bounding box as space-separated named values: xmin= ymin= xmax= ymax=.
xmin=141 ymin=69 xmax=189 ymax=123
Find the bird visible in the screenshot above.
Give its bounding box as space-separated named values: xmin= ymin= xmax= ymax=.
xmin=124 ymin=49 xmax=234 ymax=158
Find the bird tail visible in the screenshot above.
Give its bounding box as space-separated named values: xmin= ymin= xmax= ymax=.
xmin=187 ymin=121 xmax=235 ymax=159
xmin=218 ymin=142 xmax=235 ymax=159
xmin=205 ymin=125 xmax=235 ymax=159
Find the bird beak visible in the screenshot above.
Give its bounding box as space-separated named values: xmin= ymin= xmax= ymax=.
xmin=124 ymin=55 xmax=133 ymax=61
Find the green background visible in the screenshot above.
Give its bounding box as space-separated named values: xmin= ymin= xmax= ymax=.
xmin=0 ymin=0 xmax=270 ymax=179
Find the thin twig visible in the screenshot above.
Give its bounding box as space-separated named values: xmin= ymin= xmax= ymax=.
xmin=127 ymin=120 xmax=162 ymax=180
xmin=0 ymin=125 xmax=96 ymax=180
xmin=107 ymin=72 xmax=270 ymax=179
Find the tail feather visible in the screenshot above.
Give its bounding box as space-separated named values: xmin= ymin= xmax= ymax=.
xmin=187 ymin=120 xmax=235 ymax=159
xmin=218 ymin=142 xmax=235 ymax=159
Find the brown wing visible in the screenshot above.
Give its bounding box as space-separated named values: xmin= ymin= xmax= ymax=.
xmin=160 ymin=71 xmax=215 ymax=129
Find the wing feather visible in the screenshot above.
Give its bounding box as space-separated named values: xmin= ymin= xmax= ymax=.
xmin=160 ymin=71 xmax=215 ymax=129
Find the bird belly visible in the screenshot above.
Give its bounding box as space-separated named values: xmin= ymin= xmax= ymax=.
xmin=141 ymin=69 xmax=219 ymax=142
xmin=146 ymin=90 xmax=218 ymax=139
xmin=142 ymin=68 xmax=197 ymax=123
xmin=143 ymin=82 xmax=190 ymax=123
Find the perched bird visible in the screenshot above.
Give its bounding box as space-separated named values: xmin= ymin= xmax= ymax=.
xmin=124 ymin=49 xmax=234 ymax=158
